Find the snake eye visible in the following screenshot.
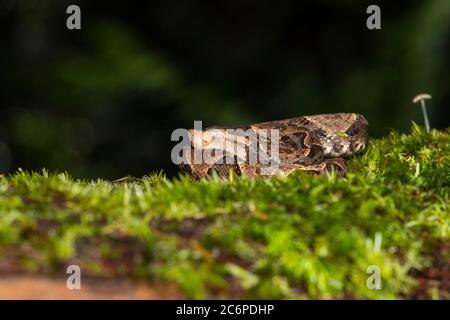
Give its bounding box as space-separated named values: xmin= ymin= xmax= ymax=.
xmin=335 ymin=131 xmax=348 ymax=138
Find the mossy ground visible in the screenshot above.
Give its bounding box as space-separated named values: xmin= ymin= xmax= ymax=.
xmin=0 ymin=124 xmax=448 ymax=299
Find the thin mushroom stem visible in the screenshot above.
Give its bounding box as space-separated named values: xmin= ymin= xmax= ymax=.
xmin=420 ymin=100 xmax=430 ymax=132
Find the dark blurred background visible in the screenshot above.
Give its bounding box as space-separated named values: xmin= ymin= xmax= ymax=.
xmin=0 ymin=0 xmax=449 ymax=179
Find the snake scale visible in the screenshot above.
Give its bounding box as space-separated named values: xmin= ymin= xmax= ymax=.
xmin=178 ymin=113 xmax=368 ymax=179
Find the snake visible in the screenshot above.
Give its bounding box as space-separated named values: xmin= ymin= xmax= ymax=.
xmin=178 ymin=113 xmax=368 ymax=179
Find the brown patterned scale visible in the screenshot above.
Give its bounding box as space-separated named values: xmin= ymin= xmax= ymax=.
xmin=179 ymin=113 xmax=368 ymax=179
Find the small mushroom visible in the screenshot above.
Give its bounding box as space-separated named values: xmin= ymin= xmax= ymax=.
xmin=412 ymin=93 xmax=432 ymax=132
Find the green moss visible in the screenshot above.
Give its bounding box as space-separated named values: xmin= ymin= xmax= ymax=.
xmin=0 ymin=124 xmax=448 ymax=299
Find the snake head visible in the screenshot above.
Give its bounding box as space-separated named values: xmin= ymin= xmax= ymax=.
xmin=305 ymin=113 xmax=369 ymax=157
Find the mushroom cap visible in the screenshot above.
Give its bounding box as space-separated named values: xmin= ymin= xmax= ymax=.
xmin=413 ymin=93 xmax=432 ymax=103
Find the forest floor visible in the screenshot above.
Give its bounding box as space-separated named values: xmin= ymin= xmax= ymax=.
xmin=0 ymin=124 xmax=448 ymax=299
